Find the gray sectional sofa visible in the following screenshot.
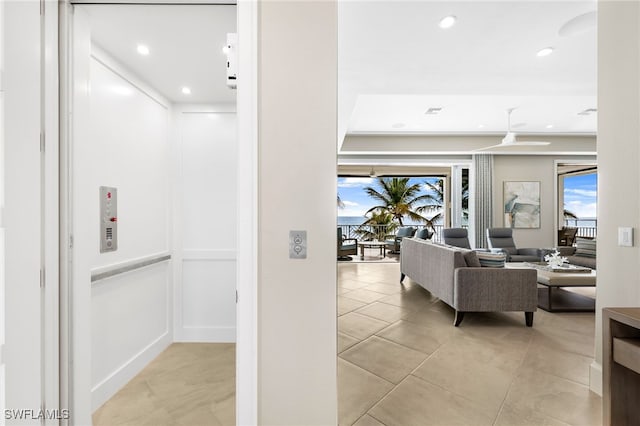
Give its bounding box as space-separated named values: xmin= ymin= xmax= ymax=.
xmin=400 ymin=238 xmax=538 ymax=326
xmin=557 ymin=237 xmax=596 ymax=269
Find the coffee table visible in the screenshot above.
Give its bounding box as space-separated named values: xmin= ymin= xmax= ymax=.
xmin=357 ymin=241 xmax=386 ymax=260
xmin=506 ymin=263 xmax=596 ymax=312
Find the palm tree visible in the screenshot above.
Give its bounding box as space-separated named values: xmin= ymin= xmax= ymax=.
xmin=337 ymin=194 xmax=345 ymax=209
xmin=356 ymin=210 xmax=398 ymax=241
xmin=417 ymin=178 xmax=469 ymax=223
xmin=363 ymin=177 xmax=433 ymax=228
xmin=564 ymin=209 xmax=578 ymax=220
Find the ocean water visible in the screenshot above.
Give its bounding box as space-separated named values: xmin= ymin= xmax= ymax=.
xmin=337 ymin=216 xmax=439 ymax=226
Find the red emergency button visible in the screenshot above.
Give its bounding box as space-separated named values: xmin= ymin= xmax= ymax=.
xmin=110 ymin=217 xmax=117 ymax=222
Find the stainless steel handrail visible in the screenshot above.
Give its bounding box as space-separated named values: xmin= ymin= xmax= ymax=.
xmin=91 ymin=253 xmax=171 ymax=283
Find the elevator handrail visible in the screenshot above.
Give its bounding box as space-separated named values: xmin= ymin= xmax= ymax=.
xmin=91 ymin=252 xmax=171 ymax=283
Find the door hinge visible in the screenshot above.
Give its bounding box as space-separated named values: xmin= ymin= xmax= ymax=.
xmin=40 ymin=268 xmax=45 ymax=289
xmin=40 ymin=132 xmax=45 ymax=153
xmin=236 ymin=290 xmax=238 ymax=303
xmin=40 ymin=0 xmax=44 ymax=15
xmin=69 ymin=234 xmax=74 ymax=249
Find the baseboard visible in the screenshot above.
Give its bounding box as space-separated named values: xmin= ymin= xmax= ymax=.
xmin=590 ymin=361 xmax=603 ymax=396
xmin=91 ymin=331 xmax=172 ymax=411
xmin=175 ymin=326 xmax=236 ymax=343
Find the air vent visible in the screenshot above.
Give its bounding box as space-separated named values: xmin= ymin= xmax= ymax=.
xmin=578 ymin=108 xmax=597 ymax=116
xmin=424 ymin=107 xmax=443 ymax=115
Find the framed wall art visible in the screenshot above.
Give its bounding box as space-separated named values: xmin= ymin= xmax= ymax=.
xmin=504 ymin=181 xmax=540 ymax=228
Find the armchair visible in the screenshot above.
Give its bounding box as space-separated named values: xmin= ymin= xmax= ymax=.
xmin=442 ymin=228 xmax=471 ymax=249
xmin=557 ymin=227 xmax=578 ymax=246
xmin=385 ymin=226 xmax=416 ymax=253
xmin=337 ymin=227 xmax=357 ymax=260
xmin=486 ymin=228 xmax=543 ymax=262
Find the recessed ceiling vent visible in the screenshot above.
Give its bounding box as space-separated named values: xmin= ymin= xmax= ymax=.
xmin=424 ymin=107 xmax=443 ymax=115
xmin=578 ymin=108 xmax=597 ymax=116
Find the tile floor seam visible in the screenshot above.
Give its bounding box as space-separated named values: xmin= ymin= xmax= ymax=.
xmin=491 ymin=326 xmax=536 ymax=426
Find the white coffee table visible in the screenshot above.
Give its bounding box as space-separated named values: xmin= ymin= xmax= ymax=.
xmin=507 ymin=262 xmax=596 ymax=312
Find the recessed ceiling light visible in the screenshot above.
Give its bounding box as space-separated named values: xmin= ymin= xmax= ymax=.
xmin=537 ymin=47 xmax=554 ymax=57
xmin=392 ymin=122 xmax=406 ymax=129
xmin=477 ymin=124 xmax=485 ymax=129
xmin=546 ymin=124 xmax=554 ymax=129
xmin=181 ymin=87 xmax=191 ymax=95
xmin=137 ymin=44 xmax=150 ymax=56
xmin=222 ymin=45 xmax=231 ymax=55
xmin=424 ymin=107 xmax=443 ymax=115
xmin=439 ymin=15 xmax=457 ymax=29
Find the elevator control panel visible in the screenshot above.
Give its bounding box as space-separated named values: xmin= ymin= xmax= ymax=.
xmin=100 ymin=186 xmax=118 ymax=253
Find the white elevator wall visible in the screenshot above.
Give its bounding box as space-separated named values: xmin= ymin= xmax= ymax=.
xmin=175 ymin=110 xmax=237 ymax=342
xmin=76 ymin=53 xmax=172 ymax=410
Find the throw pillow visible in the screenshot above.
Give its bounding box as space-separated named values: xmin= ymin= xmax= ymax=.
xmin=575 ymin=237 xmax=596 ymax=258
xmin=476 ymin=251 xmax=506 ymax=268
xmin=463 ymin=251 xmax=482 ymax=267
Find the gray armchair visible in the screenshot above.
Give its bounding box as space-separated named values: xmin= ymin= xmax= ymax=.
xmin=486 ymin=228 xmax=543 ymax=262
xmin=337 ymin=227 xmax=357 ymax=260
xmin=415 ymin=228 xmax=434 ymax=240
xmin=442 ymin=228 xmax=471 ymax=249
xmin=385 ymin=226 xmax=416 ymax=253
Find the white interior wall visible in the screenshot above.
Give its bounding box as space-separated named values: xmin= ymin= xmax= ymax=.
xmin=173 ymin=106 xmax=237 ymax=342
xmin=258 ymin=2 xmax=338 ymax=423
xmin=592 ymin=0 xmax=640 ymax=396
xmin=491 ymin=155 xmax=597 ymax=249
xmin=73 ymin=43 xmax=173 ymax=411
xmin=0 ymin=0 xmax=6 ymax=420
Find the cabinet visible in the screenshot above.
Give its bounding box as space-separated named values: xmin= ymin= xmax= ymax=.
xmin=603 ymin=307 xmax=640 ymax=425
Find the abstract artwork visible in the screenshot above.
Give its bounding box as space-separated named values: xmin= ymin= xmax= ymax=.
xmin=504 ymin=181 xmax=540 ymax=228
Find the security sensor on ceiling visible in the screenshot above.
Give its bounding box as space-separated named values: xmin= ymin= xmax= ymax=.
xmin=225 ymin=33 xmax=238 ymax=89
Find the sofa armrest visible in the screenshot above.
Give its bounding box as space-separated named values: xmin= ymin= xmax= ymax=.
xmin=556 ymin=246 xmax=576 ymax=256
xmin=453 ymin=268 xmax=537 ymax=312
xmin=516 ymin=248 xmax=543 ymax=258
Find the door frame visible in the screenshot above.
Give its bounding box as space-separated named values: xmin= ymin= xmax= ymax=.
xmin=58 ymin=0 xmax=258 ymax=422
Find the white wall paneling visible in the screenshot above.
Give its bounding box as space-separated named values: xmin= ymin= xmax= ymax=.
xmin=174 ymin=108 xmax=237 ymax=343
xmin=0 ymin=0 xmax=6 ymax=420
xmin=71 ymin=17 xmax=173 ymax=413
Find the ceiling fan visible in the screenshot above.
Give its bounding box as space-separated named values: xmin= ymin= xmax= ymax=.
xmin=476 ymin=108 xmax=551 ymax=151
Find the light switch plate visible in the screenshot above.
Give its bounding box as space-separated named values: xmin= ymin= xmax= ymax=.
xmin=289 ymin=230 xmax=307 ymax=259
xmin=618 ymin=227 xmax=633 ymax=247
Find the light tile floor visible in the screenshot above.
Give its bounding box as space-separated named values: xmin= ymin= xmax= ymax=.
xmin=338 ymin=262 xmax=602 ymax=426
xmin=93 ymin=343 xmax=235 ymax=426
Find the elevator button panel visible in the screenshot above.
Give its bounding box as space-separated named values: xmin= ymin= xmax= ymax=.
xmin=289 ymin=230 xmax=307 ymax=259
xmin=100 ymin=186 xmax=118 ymax=253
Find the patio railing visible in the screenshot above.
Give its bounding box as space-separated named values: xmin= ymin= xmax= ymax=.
xmin=338 ymin=224 xmax=447 ymax=243
xmin=563 ymin=219 xmax=597 ymax=239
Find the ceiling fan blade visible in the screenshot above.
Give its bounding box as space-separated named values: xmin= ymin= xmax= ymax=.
xmin=512 ymin=141 xmax=551 ymax=146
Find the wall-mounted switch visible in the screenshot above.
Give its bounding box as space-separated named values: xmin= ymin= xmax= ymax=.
xmin=289 ymin=230 xmax=307 ymax=259
xmin=618 ymin=227 xmax=633 ymax=247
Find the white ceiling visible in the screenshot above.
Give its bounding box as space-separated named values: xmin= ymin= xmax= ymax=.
xmin=78 ymin=1 xmax=597 ymax=148
xmin=338 ymin=1 xmax=597 ymax=142
xmin=80 ymin=4 xmax=236 ymax=104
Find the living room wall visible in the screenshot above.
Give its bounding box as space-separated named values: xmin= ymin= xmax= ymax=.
xmin=491 ymin=155 xmax=597 ymax=249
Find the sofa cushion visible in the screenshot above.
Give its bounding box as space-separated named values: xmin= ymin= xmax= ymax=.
xmin=476 ymin=251 xmax=507 ymax=268
xmin=463 ymin=251 xmax=482 ymax=267
xmin=574 ymin=238 xmax=596 ymax=258
xmin=567 ymin=255 xmax=596 ymax=269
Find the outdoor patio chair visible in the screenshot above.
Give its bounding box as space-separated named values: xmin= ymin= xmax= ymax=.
xmin=337 ymin=227 xmax=357 ymax=260
xmin=415 ymin=228 xmax=434 ymax=240
xmin=557 ymin=226 xmax=578 ymax=246
xmin=442 ymin=228 xmax=471 ymax=249
xmin=385 ymin=226 xmax=416 ymax=253
xmin=486 ymin=227 xmax=544 ymax=262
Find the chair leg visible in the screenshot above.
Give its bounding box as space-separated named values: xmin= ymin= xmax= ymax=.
xmin=400 ymin=273 xmax=405 ymax=283
xmin=454 ymin=311 xmax=465 ymax=327
xmin=525 ymin=312 xmax=534 ymax=327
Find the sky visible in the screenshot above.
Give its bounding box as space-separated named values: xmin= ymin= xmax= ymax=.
xmin=337 ymin=172 xmax=598 ymax=219
xmin=563 ymin=173 xmax=597 ymax=219
xmin=337 ymin=176 xmax=441 ymax=218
